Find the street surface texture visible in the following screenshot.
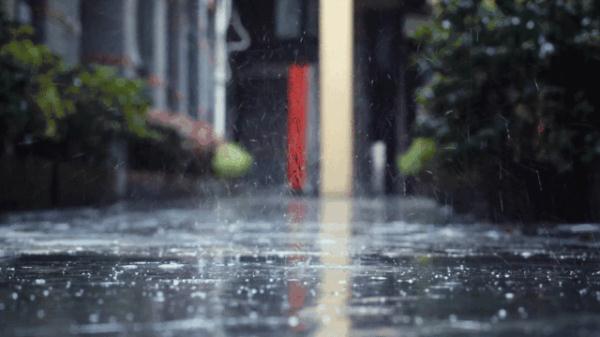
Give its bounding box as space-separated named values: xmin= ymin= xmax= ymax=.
xmin=1 ymin=196 xmax=600 ymax=337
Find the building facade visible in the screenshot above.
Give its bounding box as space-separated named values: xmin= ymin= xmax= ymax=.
xmin=2 ymin=0 xmax=428 ymax=197
xmin=3 ymin=0 xmax=217 ymax=123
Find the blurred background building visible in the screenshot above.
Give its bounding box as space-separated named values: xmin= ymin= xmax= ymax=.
xmin=1 ymin=0 xmax=429 ymax=202
xmin=2 ymin=0 xmax=217 ymax=120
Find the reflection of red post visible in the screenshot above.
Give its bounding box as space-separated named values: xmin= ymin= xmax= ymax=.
xmin=287 ymin=200 xmax=307 ymax=332
xmin=287 ymin=65 xmax=309 ymax=191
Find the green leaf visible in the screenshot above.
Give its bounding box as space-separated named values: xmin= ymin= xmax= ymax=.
xmin=397 ymin=138 xmax=437 ymax=176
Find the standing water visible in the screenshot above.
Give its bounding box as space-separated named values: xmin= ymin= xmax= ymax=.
xmin=1 ymin=196 xmax=600 ymax=337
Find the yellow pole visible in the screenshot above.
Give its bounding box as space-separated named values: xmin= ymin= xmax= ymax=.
xmin=319 ymin=0 xmax=354 ymax=197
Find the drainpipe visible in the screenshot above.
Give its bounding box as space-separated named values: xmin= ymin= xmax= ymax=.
xmin=213 ymin=0 xmax=231 ymax=139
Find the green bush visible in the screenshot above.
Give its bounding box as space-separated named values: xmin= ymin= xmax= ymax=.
xmin=398 ymin=137 xmax=437 ymax=176
xmin=0 ymin=22 xmax=51 ymax=153
xmin=413 ymin=0 xmax=600 ymax=170
xmin=0 ymin=14 xmax=152 ymax=162
xmin=0 ymin=14 xmax=219 ymax=178
xmin=410 ymin=0 xmax=600 ymax=221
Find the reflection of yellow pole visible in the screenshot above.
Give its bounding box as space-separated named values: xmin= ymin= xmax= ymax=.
xmin=320 ymin=0 xmax=354 ymax=196
xmin=315 ymin=199 xmax=351 ymax=337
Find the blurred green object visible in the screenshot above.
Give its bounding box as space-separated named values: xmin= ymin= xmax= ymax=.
xmin=397 ymin=137 xmax=437 ymax=176
xmin=411 ymin=0 xmax=600 ymax=173
xmin=212 ymin=143 xmax=253 ymax=179
xmin=0 ymin=15 xmax=152 ymax=161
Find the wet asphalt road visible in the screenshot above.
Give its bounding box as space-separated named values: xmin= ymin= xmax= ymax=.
xmin=1 ymin=196 xmax=600 ymax=337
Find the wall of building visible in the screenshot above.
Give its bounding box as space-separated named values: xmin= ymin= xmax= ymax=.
xmin=5 ymin=0 xmax=215 ymax=120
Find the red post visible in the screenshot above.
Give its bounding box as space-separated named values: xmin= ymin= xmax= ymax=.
xmin=287 ymin=65 xmax=308 ymax=191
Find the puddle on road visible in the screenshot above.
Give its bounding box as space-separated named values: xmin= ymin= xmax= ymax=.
xmin=1 ymin=197 xmax=600 ymax=336
xmin=315 ymin=199 xmax=351 ymax=337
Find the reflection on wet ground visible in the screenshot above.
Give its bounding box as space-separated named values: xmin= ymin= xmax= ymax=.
xmin=1 ymin=196 xmax=600 ymax=336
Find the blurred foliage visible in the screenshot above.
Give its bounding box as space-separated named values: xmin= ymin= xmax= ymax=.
xmin=407 ymin=0 xmax=600 ymax=221
xmin=0 ymin=13 xmax=152 ymax=162
xmin=212 ymin=143 xmax=253 ymax=179
xmin=128 ymin=124 xmax=212 ymax=176
xmin=0 ymin=21 xmax=48 ymax=152
xmin=411 ymin=0 xmax=600 ymax=172
xmin=398 ymin=137 xmax=437 ymax=176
